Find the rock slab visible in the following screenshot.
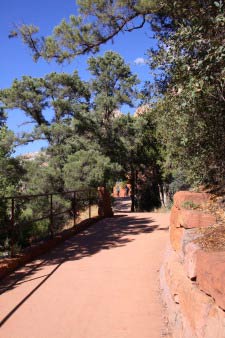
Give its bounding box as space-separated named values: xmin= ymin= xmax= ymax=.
xmin=196 ymin=250 xmax=225 ymax=311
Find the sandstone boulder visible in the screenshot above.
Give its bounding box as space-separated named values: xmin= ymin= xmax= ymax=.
xmin=179 ymin=209 xmax=216 ymax=229
xmin=196 ymin=250 xmax=225 ymax=310
xmin=174 ymin=191 xmax=211 ymax=209
xmin=184 ymin=242 xmax=201 ymax=280
xmin=161 ymin=247 xmax=217 ymax=338
xmin=170 ymin=220 xmax=184 ymax=252
xmin=204 ymin=305 xmax=225 ymax=337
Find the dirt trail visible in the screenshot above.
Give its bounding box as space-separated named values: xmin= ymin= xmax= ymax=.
xmin=0 ymin=199 xmax=170 ymax=338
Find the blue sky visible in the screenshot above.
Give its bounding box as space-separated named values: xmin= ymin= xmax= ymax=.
xmin=1 ymin=0 xmax=157 ymax=155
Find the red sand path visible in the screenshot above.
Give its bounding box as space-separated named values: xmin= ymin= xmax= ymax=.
xmin=0 ymin=199 xmax=170 ymax=338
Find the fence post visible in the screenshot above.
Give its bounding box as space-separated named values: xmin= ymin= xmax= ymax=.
xmin=73 ymin=191 xmax=77 ymax=226
xmin=10 ymin=198 xmax=15 ymax=257
xmin=49 ymin=194 xmax=54 ymax=237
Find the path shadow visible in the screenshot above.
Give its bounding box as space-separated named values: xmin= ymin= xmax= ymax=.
xmin=0 ymin=213 xmax=161 ymax=326
xmin=1 ymin=214 xmax=158 ymax=293
xmin=113 ymin=197 xmax=131 ymax=213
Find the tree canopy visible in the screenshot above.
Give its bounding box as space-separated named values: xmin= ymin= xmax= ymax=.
xmin=88 ymin=51 xmax=139 ymax=122
xmin=2 ymin=0 xmax=225 ymax=196
xmin=1 ymin=0 xmax=224 ymax=255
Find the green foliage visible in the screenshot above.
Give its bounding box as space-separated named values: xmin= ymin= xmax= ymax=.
xmin=4 ymin=0 xmax=224 ymax=248
xmin=0 ymin=71 xmax=90 ymax=132
xmin=0 ymin=111 xmax=25 ymax=254
xmin=167 ymin=170 xmax=190 ymax=198
xmin=137 ymin=179 xmax=161 ymax=211
xmin=1 ymin=48 xmax=161 ymax=254
xmin=88 ymin=51 xmax=139 ymax=121
xmin=10 ymin=1 xmax=161 ymax=62
xmin=9 ymin=1 xmax=224 ymax=188
xmin=0 ymin=77 xmax=48 ymax=126
xmin=0 ymin=70 xmax=92 ymax=195
xmin=0 ymin=111 xmax=25 ymax=196
xmin=148 ymin=0 xmax=225 ymax=185
xmin=64 ymin=149 xmax=121 ymax=190
xmin=181 ymin=200 xmax=200 ymax=210
xmin=111 ymin=112 xmax=162 ymax=211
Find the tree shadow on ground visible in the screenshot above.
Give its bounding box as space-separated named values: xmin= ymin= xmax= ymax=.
xmin=0 ymin=213 xmax=163 ymax=326
xmin=0 ymin=214 xmax=159 ymax=295
xmin=113 ymin=197 xmax=131 ymax=213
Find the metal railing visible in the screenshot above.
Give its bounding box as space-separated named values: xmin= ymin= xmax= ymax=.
xmin=0 ymin=189 xmax=97 ymax=257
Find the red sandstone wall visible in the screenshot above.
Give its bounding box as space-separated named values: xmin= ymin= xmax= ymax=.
xmin=160 ymin=191 xmax=225 ymax=338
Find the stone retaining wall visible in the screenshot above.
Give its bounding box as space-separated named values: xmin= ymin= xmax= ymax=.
xmin=160 ymin=191 xmax=225 ymax=337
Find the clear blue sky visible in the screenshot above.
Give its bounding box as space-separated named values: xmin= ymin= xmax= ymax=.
xmin=1 ymin=0 xmax=157 ymax=155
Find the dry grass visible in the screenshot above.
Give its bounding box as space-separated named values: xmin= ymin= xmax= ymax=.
xmin=195 ymin=225 xmax=225 ymax=252
xmin=193 ymin=187 xmax=225 ymax=252
xmin=77 ymin=204 xmax=99 ymax=222
xmin=63 ymin=205 xmax=99 ymax=230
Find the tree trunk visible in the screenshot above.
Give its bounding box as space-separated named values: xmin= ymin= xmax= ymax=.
xmin=130 ymin=167 xmax=135 ymax=212
xmin=158 ymin=183 xmax=169 ymax=208
xmin=158 ymin=184 xmax=165 ymax=207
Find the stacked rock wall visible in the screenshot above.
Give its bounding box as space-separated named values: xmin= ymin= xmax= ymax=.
xmin=161 ymin=191 xmax=225 ymax=337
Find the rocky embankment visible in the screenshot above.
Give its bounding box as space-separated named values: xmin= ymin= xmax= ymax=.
xmin=161 ymin=191 xmax=225 ymax=337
